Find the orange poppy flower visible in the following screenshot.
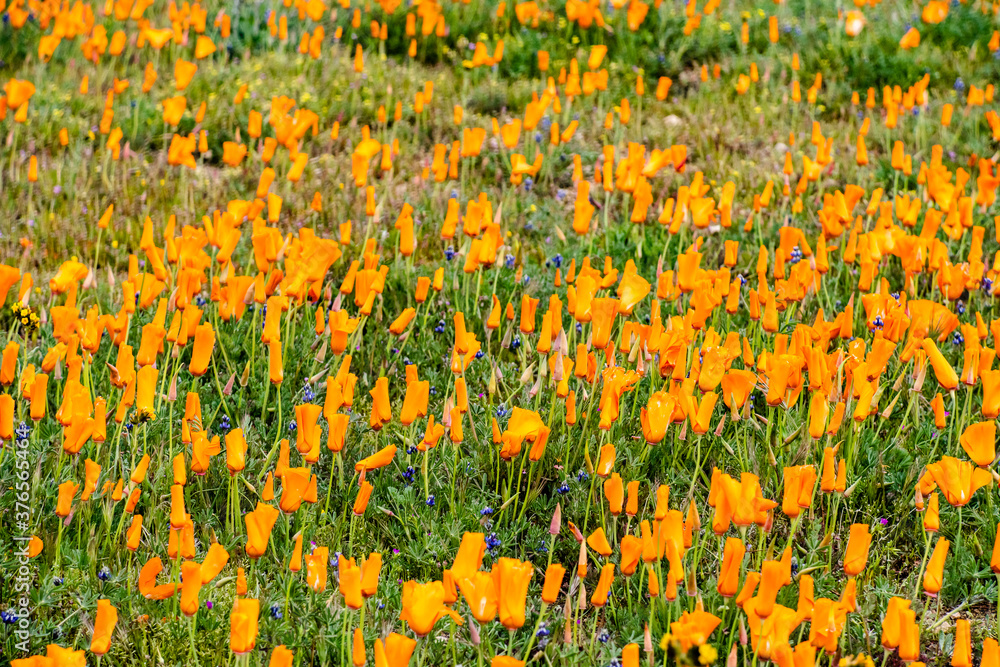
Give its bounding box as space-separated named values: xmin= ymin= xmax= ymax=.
xmin=924 ymin=456 xmax=993 ymax=506
xmin=294 ymin=404 xmax=323 ymax=457
xmin=591 ymin=563 xmax=615 ymax=607
xmin=843 ymin=524 xmax=872 ymax=576
xmin=923 ymin=537 xmax=949 ymax=596
xmin=353 ymin=481 xmax=374 ymax=515
xmin=225 ymin=429 xmax=247 ymax=475
xmin=230 ymin=598 xmax=260 ymax=654
xmin=717 ymin=537 xmax=746 ymax=598
xmin=959 ymin=421 xmax=995 ymax=467
xmin=306 ymin=546 xmax=329 ymax=592
xmin=355 ymin=445 xmax=397 ymax=473
xmin=670 ymin=610 xmax=721 ymax=651
xmin=180 ymin=561 xmax=203 ymax=616
xmin=56 ymin=480 xmax=78 ymax=517
xmin=89 ymin=599 xmax=118 ymax=655
xmin=174 ymin=59 xmax=198 ymax=90
xmin=399 ymin=581 xmax=464 ymax=636
xmin=245 ymin=502 xmax=280 ymax=558
xmin=496 ymin=557 xmax=533 ymax=629
xmin=339 ymin=556 xmax=363 ymax=608
xmin=188 ymin=323 xmax=215 ymax=376
xmin=369 ymin=377 xmax=391 ymax=430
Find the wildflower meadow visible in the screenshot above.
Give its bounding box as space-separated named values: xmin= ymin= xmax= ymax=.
xmin=1 ymin=0 xmax=1000 ymax=665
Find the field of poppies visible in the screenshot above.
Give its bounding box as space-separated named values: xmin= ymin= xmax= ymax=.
xmin=2 ymin=0 xmax=1000 ymax=665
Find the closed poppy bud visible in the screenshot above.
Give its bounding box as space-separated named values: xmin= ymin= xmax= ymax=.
xmin=225 ymin=428 xmax=247 ymax=475
xmin=496 ymin=557 xmax=533 ymax=629
xmin=173 ymin=453 xmax=187 ymax=487
xmin=169 ymin=484 xmax=189 ymax=530
xmin=357 ymin=552 xmax=382 ymax=599
xmin=279 ymin=468 xmax=311 ymax=514
xmin=354 ymin=480 xmax=373 ymax=515
xmin=807 ymin=391 xmax=829 ymax=439
xmin=124 ymin=486 xmax=142 ymax=513
xmin=923 ymin=537 xmax=949 ymax=596
xmin=355 ymin=444 xmax=397 ymax=473
xmin=56 ymin=480 xmax=79 ymax=517
xmin=941 ymin=103 xmax=954 ymax=127
xmin=923 ymin=338 xmax=958 ymax=390
xmin=819 ymin=447 xmax=838 ymax=492
xmin=449 ymin=406 xmax=463 ymax=443
xmin=852 ymin=132 xmax=869 ymax=166
xmin=541 ymin=564 xmax=565 ymax=604
xmin=189 ymin=323 xmax=215 ymax=376
xmin=950 ymin=618 xmax=972 ymax=667
xmin=843 ymin=523 xmax=872 ymax=576
xmin=604 ymin=473 xmax=624 ymax=515
xmin=880 ymin=597 xmax=911 ymax=649
xmin=415 ymin=276 xmax=431 ymax=303
xmin=754 ymin=559 xmax=785 ymax=618
xmin=180 ymin=561 xmax=203 ymax=616
xmin=625 ymin=480 xmax=640 ymax=516
xmin=590 ymin=563 xmax=615 ymax=607
xmin=895 ymin=606 xmax=920 ymax=661
xmin=0 ymin=394 xmax=12 ymax=441
xmin=596 ymin=443 xmax=615 ymax=477
xmin=991 ymin=523 xmax=1000 ymax=574
xmin=931 ymin=392 xmax=947 ymax=429
xmin=288 ymin=532 xmax=304 ymax=573
xmin=445 ymin=532 xmax=484 ymax=584
xmin=125 ymin=514 xmax=142 ymax=551
xmin=268 ymin=339 xmax=283 ymax=384
xmin=135 ymin=366 xmax=157 ymax=421
xmin=491 ymin=657 xmax=523 ymax=667
xmin=306 ymin=546 xmax=329 ymax=592
xmin=617 ymin=644 xmax=640 ymax=667
xmin=93 ymin=398 xmax=107 ymax=443
xmin=130 ymin=454 xmax=151 ymax=485
xmin=641 ymin=391 xmax=675 ymax=444
xmin=354 ymin=44 xmax=364 ymax=72
xmin=80 ymin=459 xmax=101 ymax=501
xmin=339 ymin=556 xmax=363 ymax=609
xmin=923 ymin=492 xmax=940 ymax=532
xmin=717 ymin=537 xmax=745 ymax=597
xmin=295 ymin=403 xmax=323 ymax=458
xmin=619 ymin=536 xmax=642 ymax=577
xmin=29 ymin=372 xmax=48 ymax=421
xmin=195 ymin=543 xmax=228 ymax=586
xmin=368 ymin=377 xmax=391 ymax=430
xmin=230 ymin=598 xmax=260 ymax=654
xmin=90 ymin=599 xmax=118 ymax=655
xmin=270 ymin=646 xmax=294 ymax=667
xmin=982 ymin=638 xmax=1000 ymax=667
xmin=352 ymin=628 xmax=366 ymax=666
